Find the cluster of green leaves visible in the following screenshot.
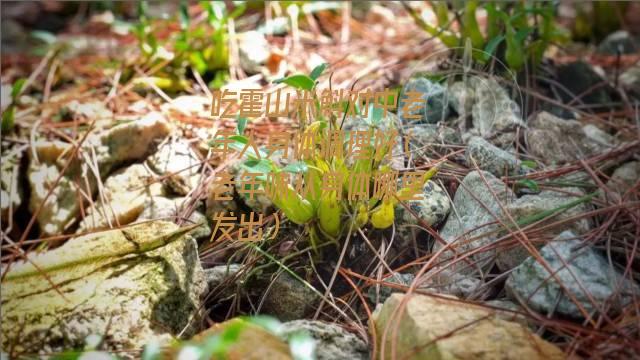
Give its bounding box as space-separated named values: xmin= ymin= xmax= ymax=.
xmin=131 ymin=1 xmax=247 ymax=91
xmin=409 ymin=1 xmax=568 ymax=71
xmin=220 ymin=64 xmax=435 ymax=251
xmin=1 ymin=78 xmax=26 ymax=133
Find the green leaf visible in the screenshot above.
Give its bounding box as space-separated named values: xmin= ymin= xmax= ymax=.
xmin=11 ymin=78 xmax=26 ymax=99
xmin=237 ymin=116 xmax=248 ymax=135
xmin=521 ymin=160 xmax=537 ymax=169
xmin=516 ymin=179 xmax=539 ymax=192
xmin=141 ymin=339 xmax=162 ymax=360
xmin=189 ymin=52 xmax=207 ymax=74
xmin=31 ymin=30 xmax=57 ymax=44
xmin=309 ymin=63 xmax=327 ymax=81
xmin=2 ymin=106 xmax=15 ymax=132
xmin=179 ymin=1 xmax=190 ymax=30
xmin=282 ymin=161 xmax=308 ymax=174
xmin=273 ymin=74 xmax=315 ymax=90
xmin=483 ymin=35 xmax=504 ymax=61
xmin=246 ymin=316 xmax=283 ymax=335
xmin=242 ymin=158 xmax=275 ymax=175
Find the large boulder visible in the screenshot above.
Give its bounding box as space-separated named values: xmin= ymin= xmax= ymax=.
xmin=1 ymin=221 xmax=207 ymax=356
xmin=506 ymin=231 xmax=638 ymax=319
xmin=373 ymin=293 xmax=564 ymax=359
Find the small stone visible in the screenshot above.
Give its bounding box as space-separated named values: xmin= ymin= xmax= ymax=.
xmin=447 ymin=80 xmax=475 ymax=116
xmin=137 ymin=196 xmax=211 ymax=240
xmin=367 ymin=272 xmax=415 ymax=304
xmin=77 ymin=164 xmax=163 ymax=233
xmin=189 ymin=318 xmax=292 ymax=359
xmin=280 ymin=320 xmax=369 ymax=360
xmin=398 ymin=78 xmax=449 ymax=124
xmin=421 ymin=267 xmax=482 ymax=298
xmin=526 ymin=111 xmax=615 ymax=165
xmin=1 ymin=145 xmax=23 ymax=220
xmin=506 ymin=231 xmax=638 ymax=319
xmin=373 ymin=293 xmax=565 ymax=359
xmin=605 ymin=161 xmax=640 ymax=199
xmin=238 ymin=31 xmax=270 ymax=74
xmin=620 ymin=64 xmax=640 ymax=94
xmin=147 ymin=139 xmax=201 ymax=195
xmin=205 ymin=264 xmax=242 ymax=295
xmin=433 ymin=171 xmax=515 ymax=274
xmin=254 ymin=271 xmax=319 ymax=321
xmin=394 ymin=180 xmax=450 ymax=229
xmin=468 ymin=77 xmax=524 ymax=146
xmin=466 ymin=136 xmax=522 ymax=176
xmin=597 ymin=30 xmax=640 ymax=55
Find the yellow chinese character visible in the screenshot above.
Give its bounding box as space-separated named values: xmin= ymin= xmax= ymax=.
xmin=373 ymin=88 xmax=398 ymax=117
xmin=211 ymin=171 xmax=235 ymax=201
xmin=238 ymin=212 xmax=264 ymax=241
xmin=321 ymin=171 xmax=344 ymax=200
xmin=348 ymin=130 xmax=372 ymax=161
xmin=399 ymin=91 xmax=424 ymax=120
xmin=265 ymin=89 xmax=292 ymax=117
xmin=211 ymin=212 xmax=236 ymax=242
xmin=211 ymin=130 xmax=237 ymax=161
xmin=237 ymin=172 xmax=264 ymax=200
xmin=372 ymin=170 xmax=398 ymax=201
xmin=398 ymin=171 xmax=424 ymax=201
xmin=348 ymin=172 xmax=370 ymax=201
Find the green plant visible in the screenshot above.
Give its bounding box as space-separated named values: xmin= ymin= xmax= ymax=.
xmin=218 ymin=64 xmax=437 ymax=251
xmin=406 ymin=1 xmax=569 ymax=71
xmin=2 ymin=78 xmax=26 ymax=133
xmin=131 ymin=1 xmax=247 ymax=91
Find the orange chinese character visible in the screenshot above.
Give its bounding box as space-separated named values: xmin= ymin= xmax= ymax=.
xmin=399 ymin=91 xmax=424 ymax=120
xmin=320 ymin=129 xmax=344 ymax=159
xmin=265 ymin=89 xmax=292 ymax=117
xmin=373 ymin=88 xmax=398 ymax=117
xmin=237 ymin=172 xmax=264 ymax=200
xmin=321 ymin=171 xmax=344 ymax=200
xmin=372 ymin=170 xmax=398 ymax=201
xmin=338 ymin=89 xmax=358 ymax=117
xmin=211 ymin=89 xmax=237 ymax=118
xmin=358 ymin=89 xmax=374 ymax=117
xmin=238 ymin=133 xmax=262 ymax=160
xmin=319 ymin=89 xmax=337 ymax=117
xmin=398 ymin=171 xmax=424 ymax=201
xmin=348 ymin=172 xmax=370 ymax=201
xmin=211 ymin=212 xmax=236 ymax=242
xmin=266 ymin=132 xmax=291 ymax=159
xmin=211 ymin=171 xmax=235 ymax=201
xmin=294 ymin=90 xmax=316 ymax=122
xmin=239 ymin=89 xmax=264 ymax=118
xmin=211 ymin=130 xmax=237 ymax=161
xmin=238 ymin=212 xmax=263 ymax=241
xmin=265 ymin=172 xmax=290 ymax=201
xmin=348 ymin=130 xmax=372 ymax=160
xmin=373 ymin=128 xmax=398 ymax=162
xmin=293 ymin=130 xmax=316 ymax=160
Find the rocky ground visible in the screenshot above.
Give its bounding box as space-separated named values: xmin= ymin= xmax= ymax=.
xmin=2 ymin=2 xmax=640 ymax=359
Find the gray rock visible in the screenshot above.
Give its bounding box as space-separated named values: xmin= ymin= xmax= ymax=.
xmin=238 ymin=31 xmax=270 ymax=74
xmin=204 ymin=264 xmax=242 ymax=298
xmin=556 ymin=61 xmax=611 ymax=105
xmin=1 ymin=221 xmax=207 ymax=356
xmin=447 ymin=80 xmax=475 ymax=117
xmin=405 ymin=123 xmax=461 ymax=149
xmin=1 ymin=145 xmax=23 ymax=220
xmin=620 ymin=64 xmax=640 ymax=94
xmin=470 ymin=77 xmax=524 ymax=146
xmin=281 ymin=320 xmax=369 ymax=360
xmin=495 ymin=188 xmax=592 ymax=271
xmin=466 ymin=136 xmax=522 ymax=176
xmin=607 ymin=161 xmax=640 ymax=194
xmin=398 ymin=77 xmax=449 ymax=124
xmin=433 ymin=171 xmax=515 ymax=274
xmin=257 ymin=271 xmax=319 ymax=321
xmin=137 ymin=196 xmax=211 ymax=240
xmin=526 ymin=111 xmax=615 ymax=165
xmin=367 ymin=272 xmax=415 ymax=304
xmin=76 ymin=164 xmax=164 ymax=233
xmin=597 ymin=30 xmax=640 ymax=55
xmin=506 ymin=231 xmax=638 ymax=318
xmin=395 ymin=180 xmax=450 ymax=228
xmin=147 ymin=139 xmax=202 ymax=195
xmin=421 ymin=267 xmax=482 ymax=298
